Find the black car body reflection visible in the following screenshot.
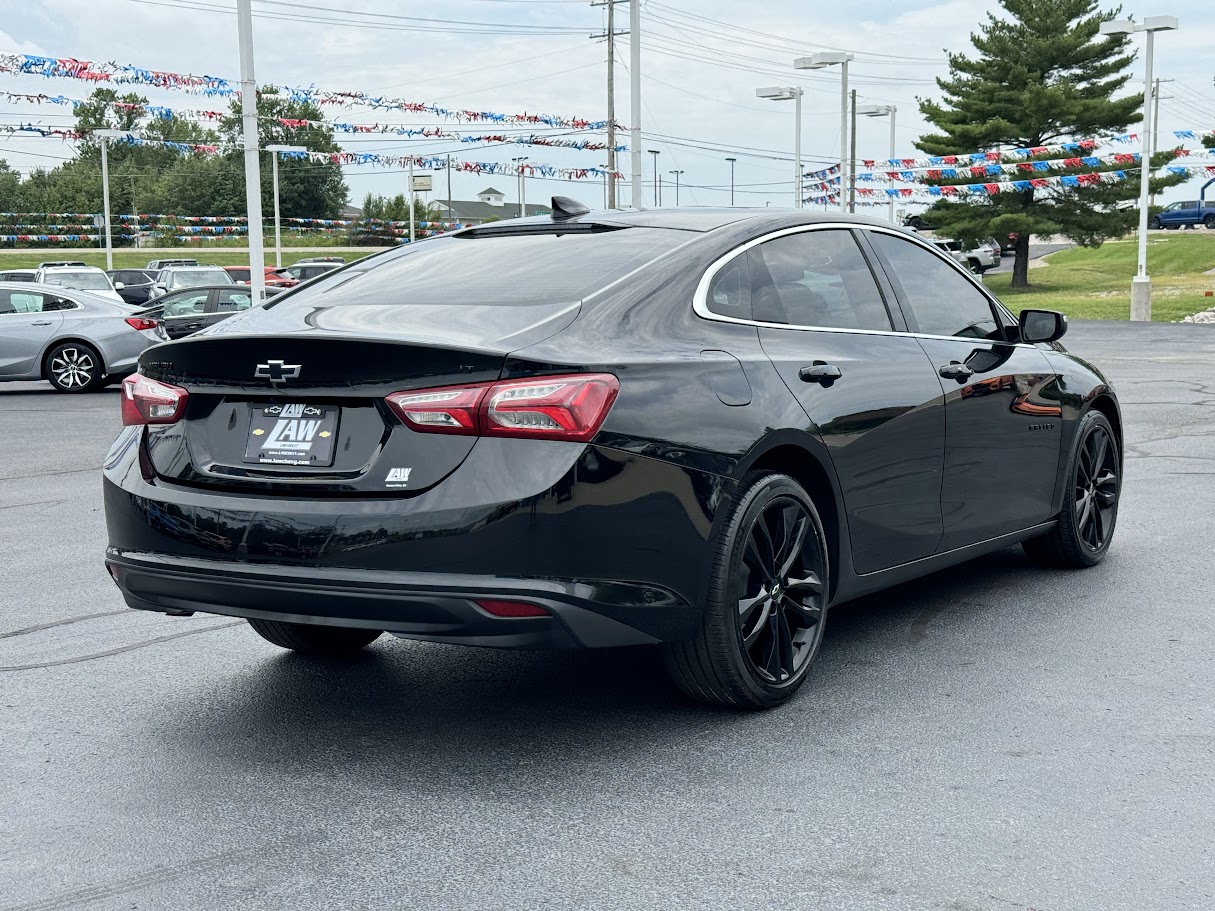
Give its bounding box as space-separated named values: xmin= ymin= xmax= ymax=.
xmin=103 ymin=206 xmax=1122 ymax=707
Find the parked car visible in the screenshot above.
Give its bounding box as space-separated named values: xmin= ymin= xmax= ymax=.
xmin=930 ymin=238 xmax=1000 ymax=274
xmin=0 ymin=282 xmax=163 ymax=392
xmin=149 ymin=265 xmax=235 ymax=298
xmin=0 ymin=270 xmax=36 ymax=282
xmin=284 ymin=259 xmax=344 ymax=282
xmin=107 ymin=269 xmax=159 ymax=306
xmin=1149 ymin=200 xmax=1215 ymax=230
xmin=224 ymin=266 xmax=300 ymax=288
xmin=36 ymin=260 xmax=88 ymax=269
xmin=137 ymin=285 xmax=260 ymax=339
xmin=146 ymin=258 xmax=199 ymax=270
xmin=34 ymin=265 xmax=125 ymax=302
xmin=104 ymin=206 xmax=1123 ymax=709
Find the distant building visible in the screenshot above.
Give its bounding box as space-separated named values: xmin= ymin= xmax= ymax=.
xmin=431 ymin=187 xmax=552 ymax=226
xmin=340 ymin=204 xmax=364 ymax=219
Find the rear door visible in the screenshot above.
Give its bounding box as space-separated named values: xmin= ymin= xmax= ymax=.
xmin=0 ymin=290 xmax=64 ymax=377
xmin=208 ymin=287 xmax=255 ymax=330
xmin=866 ymin=230 xmax=1062 ymax=550
xmin=746 ymin=227 xmax=947 ymax=574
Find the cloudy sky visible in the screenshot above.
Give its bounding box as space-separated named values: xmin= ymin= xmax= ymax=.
xmin=2 ymin=0 xmax=1213 ymax=213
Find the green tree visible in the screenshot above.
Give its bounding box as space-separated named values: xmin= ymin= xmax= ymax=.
xmin=220 ymin=87 xmax=348 ymax=219
xmin=0 ymin=161 xmax=21 ymax=211
xmin=916 ymin=0 xmax=1186 ymax=289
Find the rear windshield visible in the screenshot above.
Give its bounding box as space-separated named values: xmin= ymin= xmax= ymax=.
xmin=44 ymin=271 xmax=111 ymax=291
xmin=278 ymin=228 xmax=688 ymax=307
xmin=173 ymin=269 xmax=232 ymax=287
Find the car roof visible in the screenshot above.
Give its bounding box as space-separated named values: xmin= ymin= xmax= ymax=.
xmin=455 ymin=207 xmax=900 ymax=237
xmin=40 ymin=264 xmax=106 ymax=272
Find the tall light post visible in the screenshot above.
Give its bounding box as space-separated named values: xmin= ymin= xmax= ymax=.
xmin=236 ymin=0 xmax=266 ymax=303
xmin=668 ymin=170 xmax=684 ymax=206
xmin=648 ymin=149 xmax=661 ymax=206
xmin=756 ymin=87 xmax=804 ymax=208
xmin=265 ymin=144 xmax=306 ymax=269
xmin=725 ymin=156 xmax=737 ymax=206
xmin=857 ymin=104 xmax=897 ymax=224
xmin=795 ymin=52 xmax=853 ymax=212
xmin=1099 ymin=15 xmax=1179 ymax=322
xmin=511 ymin=156 xmax=528 ymax=218
xmin=93 ymin=129 xmax=135 ymax=270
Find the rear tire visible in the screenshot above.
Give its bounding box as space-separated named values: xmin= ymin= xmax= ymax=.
xmin=664 ymin=472 xmax=830 ymax=709
xmin=1022 ymin=410 xmax=1120 ymax=569
xmin=1149 ymin=216 xmax=1162 ymax=230
xmin=1204 ymin=215 xmax=1215 ymax=229
xmin=247 ymin=618 xmax=382 ymax=655
xmin=44 ymin=342 xmax=104 ymax=393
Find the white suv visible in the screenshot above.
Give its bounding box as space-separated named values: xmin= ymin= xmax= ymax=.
xmin=149 ymin=265 xmax=235 ymax=298
xmin=34 ymin=265 xmax=124 ymax=303
xmin=929 ymin=238 xmax=1000 ymax=274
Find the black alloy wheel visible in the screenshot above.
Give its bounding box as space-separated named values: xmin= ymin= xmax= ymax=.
xmin=664 ymin=472 xmax=829 ymax=708
xmin=1023 ymin=410 xmax=1120 ymax=568
xmin=45 ymin=342 xmax=103 ymax=393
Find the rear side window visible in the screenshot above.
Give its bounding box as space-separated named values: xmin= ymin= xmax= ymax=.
xmin=0 ymin=291 xmax=73 ymax=314
xmin=216 ymin=289 xmax=253 ymax=312
xmin=706 ymin=253 xmax=751 ymax=320
xmin=747 ymin=229 xmax=893 ymax=331
xmin=281 ymin=229 xmax=688 ymax=307
xmin=869 ymin=233 xmax=1002 ymax=340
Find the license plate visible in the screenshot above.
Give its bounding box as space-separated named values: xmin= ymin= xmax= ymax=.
xmin=243 ymin=403 xmax=339 ymax=466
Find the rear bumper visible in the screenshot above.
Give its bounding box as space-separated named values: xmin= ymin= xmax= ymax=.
xmin=107 ymin=550 xmax=683 ymax=648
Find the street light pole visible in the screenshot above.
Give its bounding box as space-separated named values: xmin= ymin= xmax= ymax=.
xmin=94 ymin=131 xmax=118 ymax=270
xmin=512 ymin=156 xmax=528 ymax=218
xmin=858 ymin=104 xmax=897 ymax=223
xmin=756 ymin=86 xmax=805 ymax=207
xmin=236 ymin=0 xmax=266 ymax=303
xmin=795 ymin=52 xmax=853 ymax=213
xmin=668 ymin=170 xmax=684 ymax=206
xmin=265 ymin=144 xmax=306 ymax=268
xmin=725 ymin=157 xmax=737 ymax=206
xmin=1100 ymin=15 xmax=1179 ymax=322
xmin=648 ymin=149 xmax=660 ymax=206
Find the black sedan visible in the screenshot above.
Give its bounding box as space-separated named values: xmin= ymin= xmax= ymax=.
xmin=103 ymin=204 xmax=1121 ymax=708
xmin=137 ymin=285 xmax=265 ymax=339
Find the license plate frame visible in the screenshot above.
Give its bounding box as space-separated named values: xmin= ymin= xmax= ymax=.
xmin=243 ymin=404 xmax=339 ymax=467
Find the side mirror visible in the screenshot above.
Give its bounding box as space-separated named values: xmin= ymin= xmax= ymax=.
xmin=114 ymin=281 xmax=125 ymax=290
xmin=1019 ymin=309 xmax=1067 ymax=344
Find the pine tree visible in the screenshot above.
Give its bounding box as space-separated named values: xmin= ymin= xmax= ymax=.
xmin=916 ymin=0 xmax=1186 ymax=289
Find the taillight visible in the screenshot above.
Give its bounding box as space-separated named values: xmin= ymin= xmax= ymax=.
xmin=386 ymin=384 xmax=491 ymax=435
xmin=474 ymin=599 xmax=550 ymax=618
xmin=124 ymin=316 xmax=159 ymax=331
xmin=385 ymin=373 xmax=619 ymax=442
xmin=120 ymin=373 xmax=189 ymax=426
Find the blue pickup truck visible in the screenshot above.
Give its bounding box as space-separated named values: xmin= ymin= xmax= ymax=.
xmin=1149 ymin=199 xmax=1215 ymax=229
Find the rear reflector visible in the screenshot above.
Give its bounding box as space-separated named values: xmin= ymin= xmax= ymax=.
xmin=124 ymin=316 xmax=159 ymax=332
xmin=385 ymin=373 xmax=618 ymax=443
xmin=474 ymin=599 xmax=550 ymax=618
xmin=121 ymin=373 xmax=189 ymax=426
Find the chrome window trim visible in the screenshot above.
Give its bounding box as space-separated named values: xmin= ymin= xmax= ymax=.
xmin=692 ymin=221 xmax=1032 ymax=347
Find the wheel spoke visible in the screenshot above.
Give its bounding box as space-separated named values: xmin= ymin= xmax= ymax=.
xmin=744 ymin=533 xmax=774 ymax=583
xmin=782 ymin=593 xmax=822 ymax=626
xmin=1076 ymin=492 xmax=1093 ymax=535
xmin=784 ymin=572 xmax=822 ymax=597
xmin=776 ymin=609 xmax=794 ymax=680
xmin=1090 ymin=501 xmax=1105 ymax=547
xmin=738 ymin=591 xmax=767 ymax=624
xmin=763 ymin=613 xmax=781 ymax=677
xmin=1090 ymin=430 xmax=1109 ymax=475
xmin=743 ymin=599 xmax=772 ymax=648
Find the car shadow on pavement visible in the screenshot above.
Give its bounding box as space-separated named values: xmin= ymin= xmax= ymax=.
xmin=147 ymin=545 xmax=1060 ymax=785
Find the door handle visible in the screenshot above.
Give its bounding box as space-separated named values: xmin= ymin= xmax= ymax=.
xmin=799 ymin=362 xmax=842 ymax=386
xmin=31 ymin=320 xmax=52 ymax=326
xmin=939 ymin=361 xmax=974 ymax=381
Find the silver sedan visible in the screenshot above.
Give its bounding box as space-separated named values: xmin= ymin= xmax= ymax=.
xmin=0 ymin=282 xmax=166 ymax=393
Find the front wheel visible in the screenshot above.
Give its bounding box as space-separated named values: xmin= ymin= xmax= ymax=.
xmin=1023 ymin=410 xmax=1120 ymax=568
xmin=664 ymin=472 xmax=830 ymax=709
xmin=1203 ymin=215 xmax=1215 ymax=229
xmin=247 ymin=618 xmax=382 ymax=656
xmin=45 ymin=342 xmax=104 ymax=393
xmin=1149 ymin=216 xmax=1162 ymax=230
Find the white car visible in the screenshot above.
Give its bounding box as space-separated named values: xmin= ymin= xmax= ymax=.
xmin=33 ymin=265 xmax=125 ymax=303
xmin=149 ymin=265 xmax=235 ymax=298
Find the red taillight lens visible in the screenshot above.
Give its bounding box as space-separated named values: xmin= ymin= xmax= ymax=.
xmin=475 ymin=599 xmax=550 ymax=618
xmin=385 ymin=383 xmax=492 ymax=435
xmin=120 ymin=373 xmax=189 ymax=426
xmin=483 ymin=374 xmax=619 ymax=442
xmin=124 ymin=316 xmax=159 ymax=332
xmin=384 ymin=374 xmax=619 ymax=443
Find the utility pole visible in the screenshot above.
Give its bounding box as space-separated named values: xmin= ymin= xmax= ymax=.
xmin=629 ymin=0 xmax=641 ymax=208
xmin=512 ymin=156 xmax=528 ymax=217
xmin=129 ymin=174 xmax=138 ymax=250
xmin=446 ymin=153 xmax=453 ymax=227
xmin=591 ymin=1 xmax=626 ymax=209
xmin=408 ymin=158 xmax=415 ymax=243
xmin=1150 ymin=77 xmax=1174 ymax=207
xmin=848 ymin=88 xmax=858 ymax=214
xmin=236 ymin=0 xmax=266 ymax=302
xmin=725 ymin=157 xmax=736 ymax=206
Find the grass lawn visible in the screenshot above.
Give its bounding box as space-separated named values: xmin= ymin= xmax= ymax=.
xmin=985 ymin=233 xmax=1215 ymax=321
xmin=0 ymin=247 xmax=389 ymax=270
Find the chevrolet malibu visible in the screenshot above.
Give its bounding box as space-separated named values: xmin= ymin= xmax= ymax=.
xmin=103 ymin=203 xmax=1122 ymax=708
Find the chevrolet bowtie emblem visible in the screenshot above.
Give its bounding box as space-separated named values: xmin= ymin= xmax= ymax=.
xmin=254 ymin=360 xmax=301 ymax=383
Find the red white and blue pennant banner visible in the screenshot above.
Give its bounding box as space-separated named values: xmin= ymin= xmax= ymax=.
xmin=0 ymin=53 xmax=611 ymax=130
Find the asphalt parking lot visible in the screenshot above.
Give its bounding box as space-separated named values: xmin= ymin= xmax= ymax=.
xmin=2 ymin=320 xmax=1213 ymax=911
